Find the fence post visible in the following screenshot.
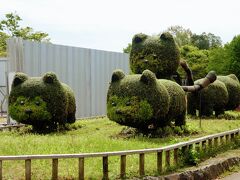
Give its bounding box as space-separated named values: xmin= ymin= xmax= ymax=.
xmin=208 ymin=139 xmax=212 ymax=148
xmin=157 ymin=151 xmax=162 ymax=174
xmin=214 ymin=137 xmax=218 ymax=147
xmin=103 ymin=156 xmax=108 ymax=180
xmin=174 ymin=148 xmax=178 ymax=165
xmin=231 ymin=133 xmax=235 ymax=141
xmin=202 ymin=141 xmax=206 ymax=150
xmin=195 ymin=142 xmax=200 ymax=152
xmin=120 ymin=155 xmax=126 ymax=178
xmin=220 ymin=136 xmax=224 ymax=145
xmin=139 ymin=153 xmax=145 ymax=176
xmin=165 ymin=150 xmax=170 ymax=168
xmin=25 ymin=159 xmax=31 ymax=180
xmin=226 ymin=135 xmax=229 ymax=143
xmin=0 ymin=160 xmax=2 ymax=180
xmin=79 ymin=158 xmax=84 ymax=180
xmin=52 ymin=159 xmax=58 ymax=180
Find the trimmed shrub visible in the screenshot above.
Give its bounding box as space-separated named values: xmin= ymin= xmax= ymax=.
xmin=217 ymin=74 xmax=240 ymax=110
xmin=188 ymin=74 xmax=240 ymax=117
xmin=187 ymin=79 xmax=228 ymax=117
xmin=130 ymin=32 xmax=180 ymax=79
xmin=9 ymin=72 xmax=76 ymax=131
xmin=107 ymin=69 xmax=186 ymax=131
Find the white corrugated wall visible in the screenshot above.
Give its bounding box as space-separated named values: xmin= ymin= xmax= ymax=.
xmin=0 ymin=58 xmax=7 ymax=113
xmin=7 ymin=38 xmax=129 ymax=118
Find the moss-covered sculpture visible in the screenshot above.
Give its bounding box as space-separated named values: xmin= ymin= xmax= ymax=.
xmin=187 ymin=80 xmax=228 ymax=116
xmin=130 ymin=32 xmax=180 ymax=80
xmin=107 ymin=69 xmax=186 ymax=131
xmin=187 ymin=74 xmax=240 ymax=116
xmin=217 ymin=74 xmax=240 ymax=110
xmin=9 ymin=72 xmax=76 ymax=131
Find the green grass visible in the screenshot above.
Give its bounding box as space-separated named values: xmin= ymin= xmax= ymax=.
xmin=1 ymin=115 xmax=240 ymax=179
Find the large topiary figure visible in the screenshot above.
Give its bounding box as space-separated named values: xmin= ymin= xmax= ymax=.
xmin=130 ymin=32 xmax=180 ymax=80
xmin=187 ymin=74 xmax=240 ymax=117
xmin=9 ymin=72 xmax=76 ymax=131
xmin=107 ymin=69 xmax=216 ymax=131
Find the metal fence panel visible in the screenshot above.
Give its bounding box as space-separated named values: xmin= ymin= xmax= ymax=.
xmin=0 ymin=58 xmax=7 ymax=113
xmin=7 ymin=38 xmax=129 ymax=118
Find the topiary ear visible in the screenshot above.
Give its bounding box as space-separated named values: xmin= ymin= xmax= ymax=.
xmin=228 ymin=74 xmax=239 ymax=82
xmin=12 ymin=72 xmax=28 ymax=87
xmin=111 ymin=69 xmax=125 ymax=83
xmin=132 ymin=33 xmax=147 ymax=44
xmin=140 ymin=70 xmax=156 ymax=85
xmin=43 ymin=72 xmax=59 ymax=84
xmin=160 ymin=32 xmax=174 ymax=41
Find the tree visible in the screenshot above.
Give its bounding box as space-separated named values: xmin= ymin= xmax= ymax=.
xmin=123 ymin=43 xmax=132 ymax=53
xmin=0 ymin=12 xmax=50 ymax=56
xmin=191 ymin=32 xmax=222 ymax=50
xmin=207 ymin=46 xmax=230 ymax=75
xmin=228 ymin=35 xmax=240 ymax=79
xmin=166 ymin=25 xmax=192 ymax=47
xmin=180 ymin=45 xmax=209 ymax=80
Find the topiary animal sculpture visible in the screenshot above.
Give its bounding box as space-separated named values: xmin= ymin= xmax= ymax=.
xmin=9 ymin=72 xmax=76 ymax=131
xmin=217 ymin=74 xmax=240 ymax=110
xmin=107 ymin=69 xmax=216 ymax=131
xmin=130 ymin=32 xmax=184 ymax=81
xmin=187 ymin=74 xmax=240 ymax=117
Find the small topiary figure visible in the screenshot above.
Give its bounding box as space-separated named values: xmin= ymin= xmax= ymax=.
xmin=217 ymin=74 xmax=240 ymax=110
xmin=130 ymin=32 xmax=180 ymax=80
xmin=9 ymin=72 xmax=76 ymax=131
xmin=107 ymin=69 xmax=186 ymax=131
xmin=187 ymin=80 xmax=228 ymax=117
xmin=187 ymin=74 xmax=240 ymax=117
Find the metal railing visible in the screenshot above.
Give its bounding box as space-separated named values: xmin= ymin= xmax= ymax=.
xmin=0 ymin=128 xmax=239 ymax=180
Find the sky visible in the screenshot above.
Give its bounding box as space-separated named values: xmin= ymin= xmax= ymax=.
xmin=1 ymin=0 xmax=240 ymax=52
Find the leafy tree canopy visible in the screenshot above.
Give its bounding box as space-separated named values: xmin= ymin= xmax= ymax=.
xmin=0 ymin=12 xmax=50 ymax=56
xmin=166 ymin=25 xmax=192 ymax=47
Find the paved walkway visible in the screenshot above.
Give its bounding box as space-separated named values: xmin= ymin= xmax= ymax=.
xmin=221 ymin=172 xmax=240 ymax=180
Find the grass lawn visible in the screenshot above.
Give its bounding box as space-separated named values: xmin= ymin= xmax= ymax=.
xmin=1 ymin=115 xmax=240 ymax=179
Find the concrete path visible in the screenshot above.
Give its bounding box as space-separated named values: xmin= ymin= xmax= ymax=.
xmin=221 ymin=172 xmax=240 ymax=180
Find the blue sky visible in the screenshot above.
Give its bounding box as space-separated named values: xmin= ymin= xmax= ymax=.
xmin=1 ymin=0 xmax=240 ymax=52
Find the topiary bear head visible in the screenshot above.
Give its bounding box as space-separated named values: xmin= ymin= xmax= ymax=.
xmin=9 ymin=72 xmax=68 ymax=129
xmin=130 ymin=32 xmax=180 ymax=79
xmin=107 ymin=69 xmax=170 ymax=129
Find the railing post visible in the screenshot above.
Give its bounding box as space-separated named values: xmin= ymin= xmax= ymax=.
xmin=202 ymin=141 xmax=206 ymax=150
xmin=120 ymin=155 xmax=126 ymax=179
xmin=174 ymin=148 xmax=178 ymax=165
xmin=139 ymin=153 xmax=145 ymax=176
xmin=226 ymin=134 xmax=229 ymax=143
xmin=220 ymin=136 xmax=224 ymax=145
xmin=79 ymin=158 xmax=84 ymax=180
xmin=0 ymin=160 xmax=2 ymax=180
xmin=214 ymin=137 xmax=218 ymax=147
xmin=165 ymin=150 xmax=170 ymax=168
xmin=208 ymin=139 xmax=212 ymax=148
xmin=103 ymin=156 xmax=108 ymax=180
xmin=231 ymin=133 xmax=234 ymax=141
xmin=52 ymin=158 xmax=58 ymax=180
xmin=25 ymin=159 xmax=31 ymax=180
xmin=157 ymin=151 xmax=162 ymax=174
xmin=195 ymin=142 xmax=200 ymax=152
